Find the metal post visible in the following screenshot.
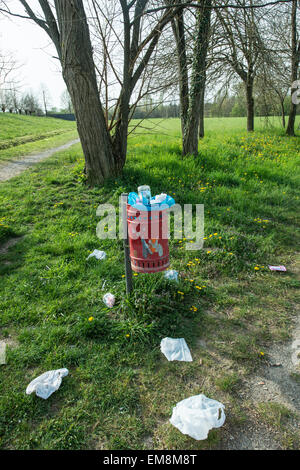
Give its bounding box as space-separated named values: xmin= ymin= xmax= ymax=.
xmin=121 ymin=193 xmax=133 ymax=295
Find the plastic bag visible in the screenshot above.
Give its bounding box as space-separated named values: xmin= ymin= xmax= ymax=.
xmin=26 ymin=368 xmax=69 ymax=399
xmin=103 ymin=293 xmax=115 ymax=308
xmin=150 ymin=193 xmax=167 ymax=204
xmin=160 ymin=337 xmax=193 ymax=362
xmin=86 ymin=249 xmax=107 ymax=261
xmin=164 ymin=269 xmax=179 ymax=282
xmin=170 ymin=394 xmax=226 ymax=440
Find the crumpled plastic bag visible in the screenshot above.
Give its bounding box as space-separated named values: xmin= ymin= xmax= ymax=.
xmin=164 ymin=269 xmax=179 ymax=282
xmin=150 ymin=193 xmax=167 ymax=204
xmin=170 ymin=394 xmax=226 ymax=440
xmin=160 ymin=337 xmax=193 ymax=362
xmin=103 ymin=292 xmax=115 ymax=308
xmin=26 ymin=368 xmax=69 ymax=399
xmin=86 ymin=249 xmax=107 ymax=261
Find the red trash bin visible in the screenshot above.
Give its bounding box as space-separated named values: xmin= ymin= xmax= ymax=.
xmin=127 ymin=203 xmax=170 ymax=273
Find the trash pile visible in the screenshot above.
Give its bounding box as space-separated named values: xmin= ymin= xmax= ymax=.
xmin=128 ymin=185 xmax=175 ymax=210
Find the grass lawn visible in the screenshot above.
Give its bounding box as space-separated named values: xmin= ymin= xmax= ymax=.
xmin=0 ymin=113 xmax=77 ymax=162
xmin=0 ymin=116 xmax=299 ymax=450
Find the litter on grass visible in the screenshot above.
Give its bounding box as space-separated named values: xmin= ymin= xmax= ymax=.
xmin=86 ymin=249 xmax=107 ymax=261
xmin=0 ymin=341 xmax=6 ymax=365
xmin=268 ymin=265 xmax=287 ymax=272
xmin=169 ymin=394 xmax=226 ymax=440
xmin=164 ymin=269 xmax=179 ymax=282
xmin=26 ymin=368 xmax=69 ymax=399
xmin=160 ymin=337 xmax=193 ymax=362
xmin=103 ymin=293 xmax=115 ymax=308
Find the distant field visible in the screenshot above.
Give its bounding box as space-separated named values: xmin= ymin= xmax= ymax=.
xmin=0 ymin=114 xmax=78 ymax=162
xmin=128 ymin=115 xmax=300 ymax=140
xmin=0 ymin=113 xmax=76 ymax=142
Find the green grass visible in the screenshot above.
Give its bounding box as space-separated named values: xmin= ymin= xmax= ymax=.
xmin=0 ymin=116 xmax=299 ymax=450
xmin=0 ymin=114 xmax=77 ymax=162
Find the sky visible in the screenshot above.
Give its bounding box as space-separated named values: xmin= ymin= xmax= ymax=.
xmin=0 ymin=3 xmax=66 ymax=109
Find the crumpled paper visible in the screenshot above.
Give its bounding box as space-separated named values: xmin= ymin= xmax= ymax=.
xmin=160 ymin=337 xmax=193 ymax=362
xmin=26 ymin=368 xmax=69 ymax=399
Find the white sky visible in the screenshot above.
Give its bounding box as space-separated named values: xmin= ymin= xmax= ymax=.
xmin=0 ymin=3 xmax=66 ymax=109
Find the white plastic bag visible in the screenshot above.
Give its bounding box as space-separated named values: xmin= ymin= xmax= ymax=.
xmin=86 ymin=249 xmax=107 ymax=261
xmin=150 ymin=193 xmax=167 ymax=204
xmin=160 ymin=337 xmax=193 ymax=362
xmin=164 ymin=269 xmax=179 ymax=282
xmin=103 ymin=293 xmax=115 ymax=308
xmin=26 ymin=368 xmax=69 ymax=399
xmin=170 ymin=394 xmax=225 ymax=440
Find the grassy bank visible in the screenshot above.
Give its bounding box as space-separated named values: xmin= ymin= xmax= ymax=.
xmin=0 ymin=114 xmax=77 ymax=162
xmin=0 ymin=117 xmax=299 ymax=450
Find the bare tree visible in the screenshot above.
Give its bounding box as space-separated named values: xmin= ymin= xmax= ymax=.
xmin=60 ymin=88 xmax=73 ymax=113
xmin=169 ymin=0 xmax=212 ymax=155
xmin=0 ymin=46 xmax=20 ymax=112
xmin=1 ymin=0 xmax=183 ymax=185
xmin=21 ymin=91 xmax=41 ymax=114
xmin=213 ymin=0 xmax=269 ymax=132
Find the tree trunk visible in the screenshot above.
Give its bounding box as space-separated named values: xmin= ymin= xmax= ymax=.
xmin=245 ymin=81 xmax=254 ymax=132
xmin=280 ymin=99 xmax=286 ymax=128
xmin=172 ymin=10 xmax=189 ymax=137
xmin=182 ymin=0 xmax=211 ymax=155
xmin=286 ymin=0 xmax=299 ymax=136
xmin=199 ymin=85 xmax=205 ymax=138
xmin=112 ymin=91 xmax=130 ymax=172
xmin=56 ymin=0 xmax=116 ymax=185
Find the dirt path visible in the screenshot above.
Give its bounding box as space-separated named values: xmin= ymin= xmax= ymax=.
xmin=0 ymin=139 xmax=80 ymax=182
xmin=220 ymin=260 xmax=300 ymax=450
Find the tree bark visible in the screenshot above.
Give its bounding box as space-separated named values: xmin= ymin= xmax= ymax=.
xmin=286 ymin=0 xmax=299 ymax=136
xmin=280 ymin=99 xmax=286 ymax=128
xmin=172 ymin=7 xmax=189 ymax=137
xmin=182 ymin=0 xmax=211 ymax=156
xmin=245 ymin=81 xmax=254 ymax=132
xmin=199 ymin=84 xmax=205 ymax=138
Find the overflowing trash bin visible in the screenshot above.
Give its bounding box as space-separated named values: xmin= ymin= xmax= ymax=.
xmin=127 ymin=186 xmax=175 ymax=273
